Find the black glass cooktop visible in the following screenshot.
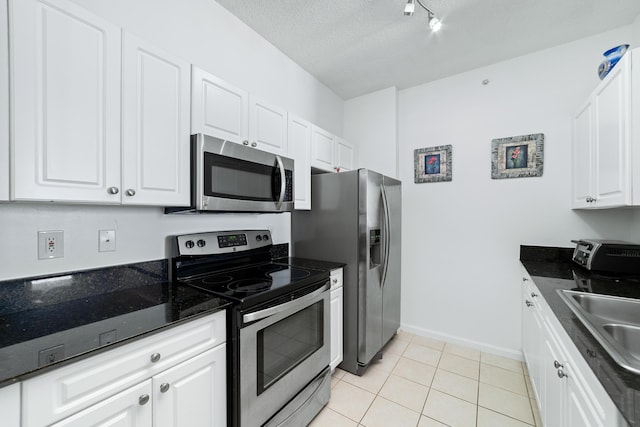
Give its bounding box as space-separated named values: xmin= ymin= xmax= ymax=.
xmin=179 ymin=263 xmax=328 ymax=307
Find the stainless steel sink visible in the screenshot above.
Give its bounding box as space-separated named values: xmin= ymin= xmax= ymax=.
xmin=558 ymin=290 xmax=640 ymax=374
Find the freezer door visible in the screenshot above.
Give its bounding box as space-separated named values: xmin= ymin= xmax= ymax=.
xmin=381 ymin=176 xmax=401 ymax=345
xmin=358 ymin=170 xmax=385 ymax=365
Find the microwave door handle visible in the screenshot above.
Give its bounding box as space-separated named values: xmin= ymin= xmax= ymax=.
xmin=275 ymin=155 xmax=286 ymax=208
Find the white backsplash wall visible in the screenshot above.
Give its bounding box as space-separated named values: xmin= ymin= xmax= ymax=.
xmin=397 ymin=27 xmax=640 ymax=357
xmin=0 ymin=204 xmax=291 ymax=281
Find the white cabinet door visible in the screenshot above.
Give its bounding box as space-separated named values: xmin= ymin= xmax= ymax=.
xmin=0 ymin=383 xmax=20 ymax=427
xmin=10 ymin=0 xmax=122 ymax=203
xmin=335 ymin=138 xmax=355 ymax=172
xmin=154 ymin=345 xmax=226 ymax=427
xmin=330 ymin=286 xmax=344 ymax=371
xmin=521 ymin=280 xmax=543 ymax=404
xmin=311 ymin=125 xmax=335 ymax=172
xmin=250 ymin=96 xmax=288 ymax=156
xmin=541 ymin=323 xmax=567 ymax=427
xmin=191 ymin=66 xmax=248 ymax=144
xmin=572 ymin=99 xmax=593 ymax=209
xmin=0 ymin=0 xmax=8 ymax=201
xmin=565 ymin=372 xmax=600 ymax=427
xmin=122 ymin=32 xmax=190 ymax=206
xmin=592 ymin=59 xmax=631 ymax=208
xmin=288 ymin=114 xmax=312 ymax=210
xmin=51 ymin=381 xmax=152 ymax=427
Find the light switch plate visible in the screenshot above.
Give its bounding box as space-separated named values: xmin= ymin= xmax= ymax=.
xmin=38 ymin=230 xmax=64 ymax=259
xmin=99 ymin=229 xmax=116 ymax=252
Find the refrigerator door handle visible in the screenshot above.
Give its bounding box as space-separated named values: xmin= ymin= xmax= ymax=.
xmin=380 ymin=184 xmax=391 ymax=288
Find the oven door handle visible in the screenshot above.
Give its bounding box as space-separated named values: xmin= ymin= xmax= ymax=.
xmin=243 ymin=283 xmax=329 ymax=324
xmin=275 ymin=155 xmax=286 ymax=209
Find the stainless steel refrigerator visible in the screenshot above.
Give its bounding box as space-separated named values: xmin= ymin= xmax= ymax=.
xmin=292 ymin=169 xmax=401 ymax=375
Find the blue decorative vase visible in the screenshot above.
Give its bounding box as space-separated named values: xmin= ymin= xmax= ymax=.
xmin=598 ymin=44 xmax=630 ymax=80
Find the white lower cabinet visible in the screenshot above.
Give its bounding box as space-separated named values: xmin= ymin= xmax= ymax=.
xmin=22 ymin=311 xmax=226 ymax=427
xmin=521 ymin=267 xmax=625 ymax=426
xmin=0 ymin=382 xmax=20 ymax=427
xmin=330 ymin=268 xmax=344 ymax=371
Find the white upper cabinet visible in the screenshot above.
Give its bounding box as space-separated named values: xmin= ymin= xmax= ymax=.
xmin=288 ymin=114 xmax=312 ymax=210
xmin=335 ymin=137 xmax=355 ymax=172
xmin=10 ymin=0 xmax=122 ymax=203
xmin=191 ymin=66 xmax=249 ymax=143
xmin=311 ymin=125 xmax=335 ymax=172
xmin=122 ymin=32 xmax=190 ymax=206
xmin=0 ymin=0 xmax=9 ymax=202
xmin=572 ymin=50 xmax=632 ymax=209
xmin=10 ymin=0 xmax=190 ymax=206
xmin=249 ymin=95 xmax=288 ymax=156
xmin=311 ymin=125 xmax=357 ymax=173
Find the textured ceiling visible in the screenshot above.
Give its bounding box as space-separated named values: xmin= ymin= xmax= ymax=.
xmin=215 ymin=0 xmax=640 ymax=99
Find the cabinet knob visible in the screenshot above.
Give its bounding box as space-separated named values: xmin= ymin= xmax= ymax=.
xmin=150 ymin=353 xmax=161 ymax=363
xmin=107 ymin=187 xmax=119 ymax=195
xmin=251 ymin=142 xmax=257 ymax=147
xmin=557 ymin=369 xmax=567 ymax=379
xmin=160 ymin=383 xmax=170 ymax=393
xmin=530 ymin=292 xmax=538 ymax=298
xmin=125 ymin=189 xmax=136 ymax=197
xmin=139 ymin=394 xmax=150 ymax=405
xmin=525 ymin=300 xmax=533 ymax=307
xmin=332 ymin=278 xmax=338 ymax=284
xmin=553 ymin=360 xmax=563 ymax=369
xmin=522 ymin=277 xmax=529 ymax=282
xmin=243 ymin=140 xmax=249 ymax=145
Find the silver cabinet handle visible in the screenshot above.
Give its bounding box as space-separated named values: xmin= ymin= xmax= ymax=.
xmin=332 ymin=278 xmax=338 ymax=284
xmin=160 ymin=383 xmax=170 ymax=393
xmin=150 ymin=353 xmax=161 ymax=363
xmin=251 ymin=142 xmax=257 ymax=147
xmin=243 ymin=140 xmax=249 ymax=145
xmin=107 ymin=187 xmax=119 ymax=195
xmin=530 ymin=292 xmax=538 ymax=298
xmin=522 ymin=277 xmax=529 ymax=282
xmin=553 ymin=360 xmax=563 ymax=369
xmin=525 ymin=300 xmax=533 ymax=307
xmin=139 ymin=394 xmax=150 ymax=405
xmin=557 ymin=369 xmax=567 ymax=378
xmin=125 ymin=189 xmax=136 ymax=197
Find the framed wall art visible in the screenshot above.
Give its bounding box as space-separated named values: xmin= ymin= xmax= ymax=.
xmin=414 ymin=145 xmax=452 ymax=183
xmin=491 ymin=133 xmax=544 ymax=179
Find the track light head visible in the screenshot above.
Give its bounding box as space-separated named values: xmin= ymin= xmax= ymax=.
xmin=404 ymin=0 xmax=415 ymax=16
xmin=428 ymin=13 xmax=442 ymax=32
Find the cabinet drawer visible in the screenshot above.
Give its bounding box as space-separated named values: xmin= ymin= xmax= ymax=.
xmin=330 ymin=268 xmax=343 ymax=291
xmin=22 ymin=310 xmax=225 ymax=427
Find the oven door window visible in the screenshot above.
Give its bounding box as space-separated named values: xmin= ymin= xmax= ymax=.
xmin=257 ymin=300 xmax=324 ymax=394
xmin=204 ymin=152 xmax=279 ymax=201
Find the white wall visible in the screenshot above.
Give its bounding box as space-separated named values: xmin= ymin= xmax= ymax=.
xmin=344 ymin=87 xmax=398 ymax=178
xmin=398 ymin=27 xmax=640 ymax=357
xmin=632 ymin=14 xmax=640 ymax=48
xmin=0 ymin=0 xmax=343 ymax=281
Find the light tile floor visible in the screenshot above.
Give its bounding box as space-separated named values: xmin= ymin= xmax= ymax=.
xmin=310 ymin=330 xmax=542 ymax=427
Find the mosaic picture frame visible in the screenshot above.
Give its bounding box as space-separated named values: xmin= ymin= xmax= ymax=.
xmin=491 ymin=133 xmax=544 ymax=179
xmin=414 ymin=145 xmax=452 ymax=183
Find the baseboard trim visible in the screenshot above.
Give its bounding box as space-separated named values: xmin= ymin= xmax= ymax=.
xmin=399 ymin=322 xmax=524 ymax=361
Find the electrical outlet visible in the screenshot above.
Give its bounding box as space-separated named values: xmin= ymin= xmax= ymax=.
xmin=38 ymin=344 xmax=65 ymax=367
xmin=38 ymin=230 xmax=64 ymax=259
xmin=99 ymin=229 xmax=116 ymax=252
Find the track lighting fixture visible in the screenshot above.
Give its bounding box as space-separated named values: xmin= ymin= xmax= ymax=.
xmin=404 ymin=0 xmax=442 ymax=32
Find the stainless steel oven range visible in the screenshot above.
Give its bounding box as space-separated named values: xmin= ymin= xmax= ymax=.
xmin=171 ymin=230 xmax=331 ymax=427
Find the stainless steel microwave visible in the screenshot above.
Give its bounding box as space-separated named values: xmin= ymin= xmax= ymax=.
xmin=178 ymin=134 xmax=294 ymax=213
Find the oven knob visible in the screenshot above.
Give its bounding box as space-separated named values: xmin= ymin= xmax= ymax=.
xmin=263 ymin=234 xmax=269 ymax=241
xmin=256 ymin=235 xmax=262 ymax=241
xmin=185 ymin=240 xmax=195 ymax=249
xmin=197 ymin=239 xmax=206 ymax=248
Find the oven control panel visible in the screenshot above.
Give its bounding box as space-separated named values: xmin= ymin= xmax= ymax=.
xmin=176 ymin=230 xmax=272 ymax=256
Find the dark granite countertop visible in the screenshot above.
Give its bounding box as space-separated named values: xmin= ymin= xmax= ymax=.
xmin=275 ymin=257 xmax=346 ymax=272
xmin=0 ymin=260 xmax=229 ymax=388
xmin=520 ymin=246 xmax=640 ymax=426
